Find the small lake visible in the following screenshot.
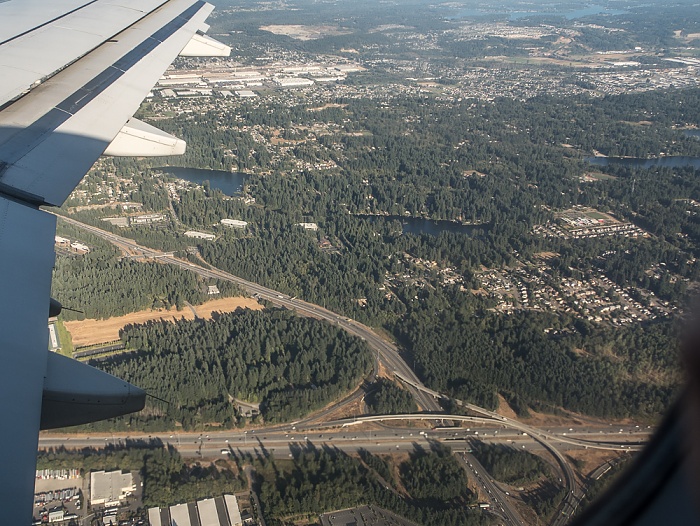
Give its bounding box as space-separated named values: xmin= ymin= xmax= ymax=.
xmin=585 ymin=156 xmax=700 ymax=169
xmin=157 ymin=167 xmax=249 ymax=196
xmin=357 ymin=215 xmax=486 ymax=236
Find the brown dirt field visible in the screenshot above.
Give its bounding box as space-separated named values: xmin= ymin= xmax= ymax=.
xmin=64 ymin=296 xmax=263 ymax=347
xmin=376 ymin=360 xmax=392 ymax=379
xmin=495 ymin=394 xmax=519 ymax=420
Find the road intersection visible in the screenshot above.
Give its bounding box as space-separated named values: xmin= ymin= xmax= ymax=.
xmin=54 ymin=215 xmax=648 ymax=525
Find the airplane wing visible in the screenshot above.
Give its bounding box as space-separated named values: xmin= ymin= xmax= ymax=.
xmin=0 ymin=0 xmax=230 ymax=521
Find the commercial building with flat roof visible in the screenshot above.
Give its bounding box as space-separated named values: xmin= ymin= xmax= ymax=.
xmin=224 ymin=494 xmax=242 ymax=526
xmin=148 ymin=495 xmax=242 ymax=526
xmin=89 ymin=470 xmax=134 ymax=507
xmin=184 ymin=230 xmax=216 ymax=240
xmin=198 ymin=498 xmax=218 ymax=526
xmin=169 ymin=503 xmax=191 ymax=526
xmin=221 ymin=219 xmax=248 ymax=229
xmin=148 ymin=507 xmax=162 ymax=526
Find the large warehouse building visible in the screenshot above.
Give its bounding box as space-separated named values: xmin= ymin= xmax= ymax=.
xmin=89 ymin=470 xmax=135 ymax=507
xmin=148 ymin=494 xmax=242 ymax=526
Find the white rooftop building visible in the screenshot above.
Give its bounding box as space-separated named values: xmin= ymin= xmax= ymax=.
xmin=148 ymin=507 xmax=162 ymax=526
xmin=224 ymin=495 xmax=242 ymax=526
xmin=184 ymin=230 xmax=216 ymax=240
xmin=235 ymin=89 xmax=257 ymax=97
xmin=169 ymin=503 xmax=191 ymax=526
xmin=70 ymin=242 xmax=90 ymax=253
xmin=273 ymin=77 xmax=314 ymax=87
xmin=89 ymin=470 xmax=134 ymax=507
xmin=221 ymin=218 xmax=248 ymax=228
xmin=197 ymin=498 xmax=219 ymax=526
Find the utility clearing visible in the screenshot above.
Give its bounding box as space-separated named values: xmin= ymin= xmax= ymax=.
xmin=64 ymin=296 xmax=263 ymax=347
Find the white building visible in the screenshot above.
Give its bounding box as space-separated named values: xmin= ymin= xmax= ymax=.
xmin=296 ymin=222 xmax=319 ymax=231
xmin=70 ymin=242 xmax=90 ymax=254
xmin=198 ymin=499 xmax=219 ymax=526
xmin=184 ymin=230 xmax=216 ymax=240
xmin=235 ymin=90 xmax=257 ymax=97
xmin=221 ymin=218 xmax=248 ymax=229
xmin=273 ymin=77 xmax=314 ymax=87
xmin=89 ymin=470 xmax=134 ymax=507
xmin=148 ymin=508 xmax=162 ymax=526
xmin=224 ymin=495 xmax=242 ymax=526
xmin=48 ymin=509 xmax=64 ymax=523
xmin=169 ymin=503 xmax=191 ymax=526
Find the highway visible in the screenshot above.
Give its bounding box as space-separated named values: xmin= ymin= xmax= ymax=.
xmin=39 ymin=415 xmax=642 ymax=526
xmin=55 ymin=215 xmax=646 ymax=525
xmin=39 ymin=423 xmax=641 ymax=456
xmin=57 ymin=215 xmax=441 ymax=412
xmin=459 ymin=452 xmax=525 ymax=525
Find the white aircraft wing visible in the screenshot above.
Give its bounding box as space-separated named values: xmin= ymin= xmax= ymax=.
xmin=0 ymin=0 xmax=229 ymax=522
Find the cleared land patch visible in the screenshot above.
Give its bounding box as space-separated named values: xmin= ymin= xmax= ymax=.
xmin=259 ymin=24 xmax=352 ymax=40
xmin=65 ymin=296 xmax=263 ymax=347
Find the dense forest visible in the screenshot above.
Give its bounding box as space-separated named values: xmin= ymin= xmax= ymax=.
xmin=52 ymin=244 xmax=241 ymax=321
xmin=470 ymin=442 xmax=552 ymax=486
xmin=257 ymin=446 xmax=486 ymax=526
xmin=55 ymin=79 xmax=699 ymax=421
xmin=469 ymin=441 xmax=565 ymax=521
xmin=394 ymin=296 xmax=681 ymax=417
xmin=85 ymin=309 xmax=373 ymax=429
xmin=366 ymin=379 xmax=418 ymax=414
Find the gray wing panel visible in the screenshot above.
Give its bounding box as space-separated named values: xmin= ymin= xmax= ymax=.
xmin=0 ymin=0 xmax=213 ymax=207
xmin=0 ymin=0 xmax=169 ymax=106
xmin=0 ymin=197 xmax=55 ymax=523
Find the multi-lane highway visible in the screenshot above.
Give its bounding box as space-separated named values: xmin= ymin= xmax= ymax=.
xmin=57 ymin=215 xmax=441 ymax=412
xmin=39 ymin=421 xmax=641 ymax=455
xmin=458 ymin=452 xmax=525 ymax=525
xmin=55 ymin=215 xmax=646 ymax=526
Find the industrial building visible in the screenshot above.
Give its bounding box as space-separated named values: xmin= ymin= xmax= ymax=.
xmin=131 ymin=213 xmax=167 ymax=225
xmin=185 ymin=230 xmax=216 ymax=240
xmin=148 ymin=494 xmax=242 ymax=526
xmin=273 ymin=77 xmax=314 ymax=87
xmin=221 ymin=219 xmax=248 ymax=229
xmin=89 ymin=470 xmax=135 ymax=507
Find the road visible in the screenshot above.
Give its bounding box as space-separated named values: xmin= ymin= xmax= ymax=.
xmin=55 ymin=215 xmax=646 ymax=525
xmin=39 ymin=423 xmax=641 ymax=456
xmin=458 ymin=452 xmax=525 ymax=525
xmin=57 ymin=215 xmax=440 ymax=412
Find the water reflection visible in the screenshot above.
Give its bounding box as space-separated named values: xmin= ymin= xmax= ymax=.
xmin=157 ymin=167 xmax=249 ymax=196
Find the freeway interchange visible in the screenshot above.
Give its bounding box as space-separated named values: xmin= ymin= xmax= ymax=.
xmin=50 ymin=215 xmax=650 ymax=525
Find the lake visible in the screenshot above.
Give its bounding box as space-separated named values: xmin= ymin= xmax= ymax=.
xmin=157 ymin=167 xmax=249 ymax=196
xmin=357 ymin=215 xmax=486 ymax=236
xmin=585 ymin=156 xmax=700 ymax=169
